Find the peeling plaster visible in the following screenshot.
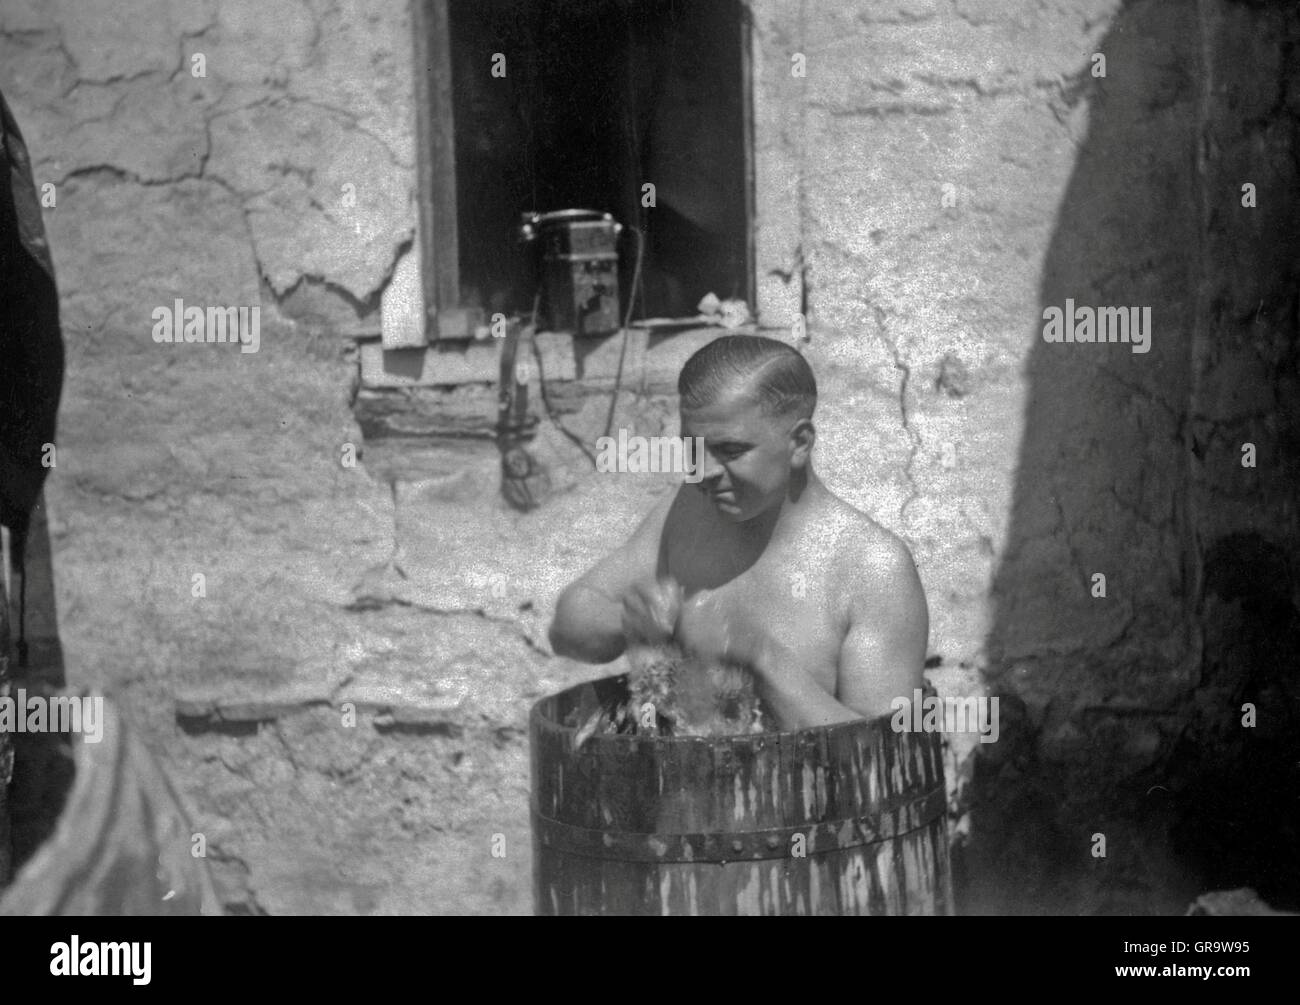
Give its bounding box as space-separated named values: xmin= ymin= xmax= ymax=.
xmin=1 ymin=0 xmax=417 ymax=312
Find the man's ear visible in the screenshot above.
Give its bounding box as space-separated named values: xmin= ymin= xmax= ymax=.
xmin=789 ymin=417 xmax=815 ymax=468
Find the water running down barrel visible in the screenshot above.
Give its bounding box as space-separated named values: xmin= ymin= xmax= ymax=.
xmin=531 ymin=675 xmax=953 ymax=916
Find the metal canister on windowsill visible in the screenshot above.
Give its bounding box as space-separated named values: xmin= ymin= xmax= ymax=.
xmin=519 ymin=209 xmax=622 ymax=337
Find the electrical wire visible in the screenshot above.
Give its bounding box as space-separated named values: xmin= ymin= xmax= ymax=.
xmin=530 ymin=315 xmax=600 ymax=467
xmin=601 ymin=223 xmax=645 ymax=442
xmin=524 ymin=221 xmax=646 ymax=470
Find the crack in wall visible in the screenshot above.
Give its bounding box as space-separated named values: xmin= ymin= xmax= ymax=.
xmin=281 ymin=93 xmax=414 ymax=172
xmin=271 ymin=721 xmax=302 ymax=776
xmin=10 ymin=12 xmax=412 ymax=312
xmin=49 ymin=157 xmax=275 ymax=302
xmin=1050 ymin=489 xmax=1089 ymax=592
xmin=345 ymin=462 xmax=547 ymax=658
xmin=344 ymin=592 xmax=546 ymax=657
xmin=873 ymin=304 xmax=922 ymax=523
xmin=168 ymin=18 xmax=220 ymax=85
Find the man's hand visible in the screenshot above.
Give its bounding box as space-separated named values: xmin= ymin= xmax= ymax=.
xmin=676 ymin=588 xmax=738 ymax=663
xmin=678 ymin=588 xmax=862 ymax=730
xmin=621 ymin=576 xmax=682 ymax=646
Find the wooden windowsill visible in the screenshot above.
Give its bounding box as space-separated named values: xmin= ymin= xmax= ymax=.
xmin=358 ymin=324 xmax=757 ymax=390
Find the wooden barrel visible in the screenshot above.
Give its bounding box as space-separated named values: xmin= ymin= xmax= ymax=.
xmin=530 ymin=674 xmax=953 ymax=916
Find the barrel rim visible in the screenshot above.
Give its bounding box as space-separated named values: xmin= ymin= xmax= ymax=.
xmin=529 ymin=673 xmax=915 ymax=748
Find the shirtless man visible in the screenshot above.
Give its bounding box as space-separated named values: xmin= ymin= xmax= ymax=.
xmin=548 ymin=334 xmax=928 ymax=730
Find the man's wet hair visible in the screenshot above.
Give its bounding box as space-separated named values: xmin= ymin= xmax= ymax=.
xmin=678 ymin=335 xmax=817 ymax=419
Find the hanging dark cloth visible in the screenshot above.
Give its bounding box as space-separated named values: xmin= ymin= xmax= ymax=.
xmin=0 ymin=87 xmax=64 ymax=667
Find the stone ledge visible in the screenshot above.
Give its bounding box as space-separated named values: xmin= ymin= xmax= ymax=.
xmin=173 ymin=692 xmax=466 ymax=727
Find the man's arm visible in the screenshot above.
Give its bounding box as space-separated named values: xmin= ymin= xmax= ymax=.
xmin=747 ymin=654 xmax=864 ymax=730
xmin=834 ymin=531 xmax=929 ymax=720
xmin=547 ymin=492 xmax=674 ymax=663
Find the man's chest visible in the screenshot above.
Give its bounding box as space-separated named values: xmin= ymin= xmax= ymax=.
xmin=666 ymin=540 xmax=845 ymax=685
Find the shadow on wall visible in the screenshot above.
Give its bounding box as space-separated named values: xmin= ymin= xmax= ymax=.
xmin=960 ymin=0 xmax=1300 ymax=915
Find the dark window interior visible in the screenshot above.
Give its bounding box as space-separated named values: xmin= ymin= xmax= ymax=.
xmin=447 ymin=0 xmax=750 ymax=323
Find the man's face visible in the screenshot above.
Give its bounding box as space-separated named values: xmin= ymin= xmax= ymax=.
xmin=680 ymin=385 xmax=806 ymax=523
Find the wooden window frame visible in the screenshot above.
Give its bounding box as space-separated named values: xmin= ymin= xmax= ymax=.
xmin=410 ymin=0 xmax=757 ymax=341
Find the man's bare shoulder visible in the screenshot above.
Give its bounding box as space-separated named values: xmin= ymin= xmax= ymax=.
xmin=816 ymin=493 xmax=929 ymax=707
xmin=815 ymin=491 xmax=923 ymax=598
